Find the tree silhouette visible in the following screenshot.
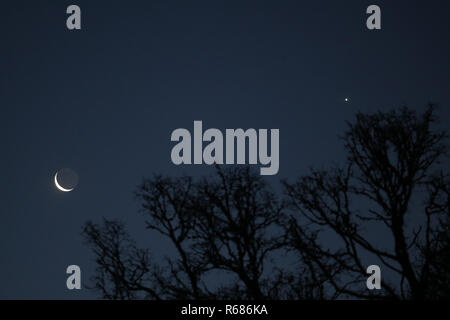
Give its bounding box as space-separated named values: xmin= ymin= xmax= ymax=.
xmin=84 ymin=167 xmax=314 ymax=299
xmin=283 ymin=105 xmax=449 ymax=299
xmin=83 ymin=105 xmax=449 ymax=300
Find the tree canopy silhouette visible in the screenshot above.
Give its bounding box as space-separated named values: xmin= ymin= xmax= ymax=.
xmin=84 ymin=167 xmax=302 ymax=299
xmin=83 ymin=105 xmax=449 ymax=300
xmin=283 ymin=105 xmax=449 ymax=299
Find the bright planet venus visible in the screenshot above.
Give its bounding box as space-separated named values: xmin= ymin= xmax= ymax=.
xmin=54 ymin=168 xmax=78 ymax=192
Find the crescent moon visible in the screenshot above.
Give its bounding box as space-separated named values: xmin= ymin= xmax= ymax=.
xmin=54 ymin=172 xmax=74 ymax=192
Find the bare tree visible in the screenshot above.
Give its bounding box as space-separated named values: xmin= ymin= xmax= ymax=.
xmin=83 ymin=105 xmax=450 ymax=300
xmin=190 ymin=167 xmax=286 ymax=299
xmin=83 ymin=167 xmax=301 ymax=299
xmin=423 ymin=174 xmax=450 ymax=298
xmin=283 ymin=105 xmax=449 ymax=299
xmin=83 ymin=219 xmax=160 ymax=299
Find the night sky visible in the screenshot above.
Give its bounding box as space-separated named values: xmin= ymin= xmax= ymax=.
xmin=1 ymin=0 xmax=450 ymax=299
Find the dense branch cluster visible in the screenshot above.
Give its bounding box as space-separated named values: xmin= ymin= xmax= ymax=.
xmin=83 ymin=105 xmax=450 ymax=300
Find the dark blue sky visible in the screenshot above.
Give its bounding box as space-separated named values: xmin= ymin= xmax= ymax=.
xmin=1 ymin=0 xmax=449 ymax=299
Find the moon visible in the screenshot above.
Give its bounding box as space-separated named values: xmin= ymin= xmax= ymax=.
xmin=54 ymin=168 xmax=78 ymax=192
xmin=54 ymin=172 xmax=73 ymax=192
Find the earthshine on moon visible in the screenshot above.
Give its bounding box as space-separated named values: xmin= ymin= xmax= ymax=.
xmin=54 ymin=172 xmax=73 ymax=192
xmin=54 ymin=168 xmax=78 ymax=192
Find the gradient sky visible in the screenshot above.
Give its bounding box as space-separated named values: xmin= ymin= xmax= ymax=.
xmin=1 ymin=0 xmax=450 ymax=299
